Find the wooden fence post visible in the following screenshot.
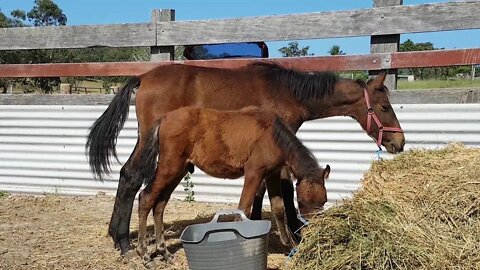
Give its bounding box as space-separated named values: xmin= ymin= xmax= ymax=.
xmin=151 ymin=9 xmax=175 ymax=62
xmin=370 ymin=0 xmax=403 ymax=90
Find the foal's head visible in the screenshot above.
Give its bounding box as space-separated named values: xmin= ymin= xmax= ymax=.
xmin=296 ymin=164 xmax=330 ymax=217
xmin=346 ymin=72 xmax=405 ymax=153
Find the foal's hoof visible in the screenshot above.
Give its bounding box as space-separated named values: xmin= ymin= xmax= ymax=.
xmin=151 ymin=249 xmax=174 ymax=262
xmin=143 ymin=259 xmax=157 ymax=269
xmin=122 ymin=249 xmax=138 ymax=260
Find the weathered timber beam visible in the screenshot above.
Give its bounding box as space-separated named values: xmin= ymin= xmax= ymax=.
xmin=156 ymin=1 xmax=480 ymax=45
xmin=0 ymin=23 xmax=155 ymax=50
xmin=0 ymin=2 xmax=479 ymax=50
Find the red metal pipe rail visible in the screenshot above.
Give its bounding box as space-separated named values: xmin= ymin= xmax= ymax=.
xmin=0 ymin=48 xmax=479 ymax=78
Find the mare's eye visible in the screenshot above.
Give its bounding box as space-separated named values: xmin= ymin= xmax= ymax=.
xmin=381 ymin=105 xmax=390 ymax=112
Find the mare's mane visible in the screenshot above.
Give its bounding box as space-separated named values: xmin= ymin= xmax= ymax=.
xmin=251 ymin=62 xmax=338 ymax=103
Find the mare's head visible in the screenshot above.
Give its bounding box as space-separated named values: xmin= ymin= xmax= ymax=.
xmin=347 ymin=72 xmax=405 ymax=153
xmin=296 ymin=164 xmax=330 ymax=217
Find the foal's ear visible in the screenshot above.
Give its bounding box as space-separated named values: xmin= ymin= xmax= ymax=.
xmin=322 ymin=165 xmax=331 ymax=180
xmin=369 ymin=71 xmax=387 ymax=90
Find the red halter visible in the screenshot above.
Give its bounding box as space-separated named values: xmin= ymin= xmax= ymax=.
xmin=363 ymin=88 xmax=403 ymax=149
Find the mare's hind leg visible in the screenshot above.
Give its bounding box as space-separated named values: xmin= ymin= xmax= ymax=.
xmin=152 ymin=171 xmax=187 ymax=263
xmin=251 ymin=180 xmax=267 ymax=220
xmin=109 ymin=140 xmax=145 ymax=255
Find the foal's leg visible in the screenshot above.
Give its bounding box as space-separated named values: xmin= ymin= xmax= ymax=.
xmin=137 ymin=187 xmax=154 ymax=262
xmin=238 ymin=163 xmax=266 ymax=217
xmin=137 ymin=138 xmax=187 ymax=263
xmin=265 ymin=176 xmax=291 ymax=246
xmin=265 ymin=168 xmax=302 ymax=244
xmin=152 ymin=172 xmax=186 ymax=262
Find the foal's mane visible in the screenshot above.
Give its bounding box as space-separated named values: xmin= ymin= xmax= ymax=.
xmin=251 ymin=62 xmax=338 ymax=103
xmin=272 ymin=117 xmax=320 ymax=179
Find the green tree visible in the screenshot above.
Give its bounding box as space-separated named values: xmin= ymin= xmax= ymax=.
xmin=0 ymin=1 xmax=68 ymax=93
xmin=27 ymin=0 xmax=67 ymax=26
xmin=399 ymin=39 xmax=470 ymax=80
xmin=328 ymin=45 xmax=345 ymax=56
xmin=27 ymin=0 xmax=68 ymax=93
xmin=9 ymin=9 xmax=27 ymax=27
xmin=175 ymin=46 xmax=186 ymax=60
xmin=400 ymin=39 xmax=434 ymax=52
xmin=1 ymin=1 xmax=158 ymax=94
xmin=278 ymin=41 xmax=313 ymax=57
xmin=0 ymin=9 xmax=10 ymax=27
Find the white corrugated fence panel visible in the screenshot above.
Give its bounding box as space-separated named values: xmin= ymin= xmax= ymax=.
xmin=1 ymin=104 xmax=479 ymax=205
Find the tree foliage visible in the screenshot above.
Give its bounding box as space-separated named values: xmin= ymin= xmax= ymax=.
xmin=0 ymin=1 xmax=68 ymax=93
xmin=328 ymin=45 xmax=346 ymax=56
xmin=0 ymin=1 xmax=148 ymax=94
xmin=278 ymin=41 xmax=313 ymax=57
xmin=400 ymin=39 xmax=471 ymax=80
xmin=27 ymin=0 xmax=67 ymax=26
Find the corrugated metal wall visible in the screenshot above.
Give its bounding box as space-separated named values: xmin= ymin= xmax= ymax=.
xmin=1 ymin=104 xmax=479 ymax=204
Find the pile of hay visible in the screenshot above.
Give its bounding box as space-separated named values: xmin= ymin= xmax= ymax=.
xmin=289 ymin=143 xmax=480 ymax=270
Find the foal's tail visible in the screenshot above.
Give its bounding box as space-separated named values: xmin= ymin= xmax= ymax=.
xmin=137 ymin=118 xmax=163 ymax=185
xmin=86 ymin=77 xmax=141 ymax=180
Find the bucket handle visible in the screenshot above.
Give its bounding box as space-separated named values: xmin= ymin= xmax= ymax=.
xmin=210 ymin=209 xmax=250 ymax=223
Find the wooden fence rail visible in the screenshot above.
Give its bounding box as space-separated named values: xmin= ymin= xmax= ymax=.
xmin=0 ymin=2 xmax=479 ymax=50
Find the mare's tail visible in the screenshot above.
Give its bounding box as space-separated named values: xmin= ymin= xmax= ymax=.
xmin=86 ymin=77 xmax=141 ymax=180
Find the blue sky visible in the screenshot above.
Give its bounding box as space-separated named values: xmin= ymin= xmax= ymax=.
xmin=1 ymin=0 xmax=478 ymax=57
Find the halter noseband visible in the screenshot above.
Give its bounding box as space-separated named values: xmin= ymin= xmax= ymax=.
xmin=363 ymin=88 xmax=403 ymax=149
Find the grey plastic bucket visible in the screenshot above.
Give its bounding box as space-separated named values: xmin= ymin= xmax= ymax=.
xmin=180 ymin=209 xmax=271 ymax=270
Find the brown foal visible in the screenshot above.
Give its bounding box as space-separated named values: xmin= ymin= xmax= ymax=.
xmin=135 ymin=106 xmax=330 ymax=262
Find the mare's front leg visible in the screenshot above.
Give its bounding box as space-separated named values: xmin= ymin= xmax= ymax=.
xmin=278 ymin=167 xmax=302 ymax=243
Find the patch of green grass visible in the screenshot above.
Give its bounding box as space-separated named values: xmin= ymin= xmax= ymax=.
xmin=42 ymin=187 xmax=61 ymax=196
xmin=0 ymin=191 xmax=9 ymax=198
xmin=398 ymin=79 xmax=480 ymax=90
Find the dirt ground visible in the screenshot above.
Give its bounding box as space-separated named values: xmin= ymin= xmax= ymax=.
xmin=0 ymin=193 xmax=290 ymax=269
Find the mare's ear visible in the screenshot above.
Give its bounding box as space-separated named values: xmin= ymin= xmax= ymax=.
xmin=369 ymin=71 xmax=387 ymax=90
xmin=322 ymin=165 xmax=331 ymax=180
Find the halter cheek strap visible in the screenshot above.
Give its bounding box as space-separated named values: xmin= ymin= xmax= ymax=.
xmin=364 ymin=88 xmax=403 ymax=148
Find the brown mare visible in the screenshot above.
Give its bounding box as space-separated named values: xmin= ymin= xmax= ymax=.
xmin=134 ymin=106 xmax=330 ymax=262
xmin=86 ymin=62 xmax=405 ymax=255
